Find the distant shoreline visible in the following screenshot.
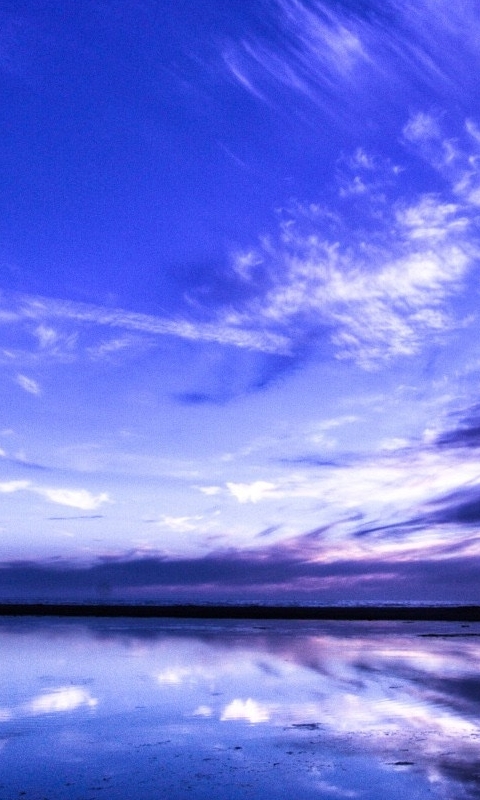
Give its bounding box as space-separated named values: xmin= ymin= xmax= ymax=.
xmin=1 ymin=603 xmax=480 ymax=621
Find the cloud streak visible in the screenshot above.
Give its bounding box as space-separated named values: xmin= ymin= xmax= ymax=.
xmin=224 ymin=0 xmax=480 ymax=112
xmin=15 ymin=373 xmax=40 ymax=395
xmin=6 ymin=292 xmax=291 ymax=356
xmin=0 ymin=479 xmax=110 ymax=510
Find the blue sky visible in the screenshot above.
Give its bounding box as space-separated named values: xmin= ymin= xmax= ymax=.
xmin=2 ymin=0 xmax=480 ymax=602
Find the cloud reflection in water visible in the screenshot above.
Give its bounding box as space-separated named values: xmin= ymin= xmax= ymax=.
xmin=0 ymin=618 xmax=479 ymax=798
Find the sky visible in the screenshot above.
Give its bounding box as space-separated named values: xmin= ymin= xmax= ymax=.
xmin=1 ymin=0 xmax=480 ymax=603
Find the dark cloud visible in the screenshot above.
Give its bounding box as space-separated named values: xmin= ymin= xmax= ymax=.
xmin=278 ymin=456 xmax=341 ymax=468
xmin=436 ymin=405 xmax=480 ymax=449
xmin=354 ymin=519 xmax=423 ymax=538
xmin=174 ymin=392 xmax=218 ymax=405
xmin=424 ymin=487 xmax=480 ymax=526
xmin=255 ymin=525 xmax=281 ymax=538
xmin=353 ymin=485 xmax=480 ymax=540
xmin=1 ymin=544 xmax=480 ymax=603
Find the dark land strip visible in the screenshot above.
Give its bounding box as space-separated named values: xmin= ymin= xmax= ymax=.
xmin=1 ymin=603 xmax=480 ymax=621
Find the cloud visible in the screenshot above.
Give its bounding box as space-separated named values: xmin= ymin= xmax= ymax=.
xmin=86 ymin=334 xmax=153 ymax=360
xmin=403 ymin=111 xmax=442 ymax=144
xmin=1 ymin=550 xmax=480 ymax=603
xmin=10 ymin=292 xmax=291 ymax=356
xmin=223 ymin=0 xmax=372 ymax=111
xmin=227 ymin=480 xmax=277 ymax=503
xmin=423 ymin=487 xmax=480 ymax=526
xmin=35 ymin=487 xmax=110 ymax=510
xmin=15 ymin=373 xmax=40 ymax=395
xmin=0 ymin=478 xmax=110 ymax=510
xmin=435 ymin=404 xmax=480 ymax=449
xmin=225 ymin=187 xmax=476 ymax=368
xmin=198 ymin=486 xmax=221 ymax=496
xmin=2 ymin=108 xmax=480 ymax=385
xmin=2 ymin=454 xmax=49 ymax=471
xmin=223 ymin=0 xmax=480 ymax=113
xmin=158 ymin=515 xmax=204 ymax=533
xmin=214 ymin=1 xmax=480 ymax=374
xmin=0 ymin=480 xmax=30 ymax=493
xmin=33 ymin=324 xmax=78 ymax=356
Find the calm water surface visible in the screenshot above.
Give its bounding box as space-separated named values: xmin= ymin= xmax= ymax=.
xmin=1 ymin=617 xmax=480 ymax=799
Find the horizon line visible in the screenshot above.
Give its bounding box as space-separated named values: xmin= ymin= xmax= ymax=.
xmin=2 ymin=602 xmax=480 ymax=622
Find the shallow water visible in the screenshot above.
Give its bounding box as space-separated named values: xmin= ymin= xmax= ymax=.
xmin=1 ymin=617 xmax=480 ymax=799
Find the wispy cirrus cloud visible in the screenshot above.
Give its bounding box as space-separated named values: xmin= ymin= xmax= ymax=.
xmin=216 ymin=2 xmax=480 ymax=374
xmin=0 ymin=291 xmax=291 ymax=357
xmin=20 ymin=294 xmax=291 ymax=353
xmin=223 ymin=0 xmax=371 ymax=112
xmin=15 ymin=373 xmax=41 ymax=395
xmin=1 ymin=130 xmax=479 ymax=394
xmin=223 ymin=0 xmax=480 ymax=112
xmin=225 ymin=189 xmax=477 ymax=368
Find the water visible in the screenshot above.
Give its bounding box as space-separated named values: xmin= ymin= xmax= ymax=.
xmin=1 ymin=617 xmax=480 ymax=799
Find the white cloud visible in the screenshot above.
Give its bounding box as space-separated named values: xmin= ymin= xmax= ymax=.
xmin=403 ymin=112 xmax=442 ymax=143
xmin=8 ymin=293 xmax=291 ymax=356
xmin=350 ymin=147 xmax=377 ymax=170
xmin=226 ymin=187 xmax=475 ymax=368
xmin=198 ymin=485 xmax=222 ymax=496
xmin=223 ymin=49 xmax=267 ymax=101
xmin=16 ymin=373 xmax=40 ymax=395
xmin=0 ymin=480 xmax=30 ymax=493
xmin=35 ymin=487 xmax=110 ymax=510
xmin=379 ymin=437 xmax=410 ymax=451
xmin=312 ymin=415 xmax=359 ymax=432
xmin=396 ymin=196 xmax=468 ymax=240
xmin=227 ymin=480 xmax=277 ymax=503
xmin=231 ymin=249 xmax=264 ymax=281
xmin=35 ymin=324 xmax=58 ymax=349
xmin=86 ymin=334 xmax=147 ymax=359
xmin=159 ymin=515 xmax=203 ymax=533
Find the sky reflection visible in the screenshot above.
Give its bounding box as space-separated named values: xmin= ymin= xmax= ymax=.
xmin=1 ymin=618 xmax=480 ymax=798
